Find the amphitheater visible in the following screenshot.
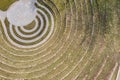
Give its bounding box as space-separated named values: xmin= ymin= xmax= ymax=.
xmin=0 ymin=0 xmax=119 ymax=80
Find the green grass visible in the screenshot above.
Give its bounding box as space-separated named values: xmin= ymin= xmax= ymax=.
xmin=0 ymin=0 xmax=16 ymax=11
xmin=0 ymin=0 xmax=119 ymax=80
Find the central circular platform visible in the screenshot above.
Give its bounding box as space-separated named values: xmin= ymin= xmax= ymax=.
xmin=7 ymin=0 xmax=36 ymax=26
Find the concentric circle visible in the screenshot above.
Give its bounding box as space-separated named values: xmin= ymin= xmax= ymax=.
xmin=1 ymin=0 xmax=55 ymax=49
xmin=0 ymin=0 xmax=119 ymax=80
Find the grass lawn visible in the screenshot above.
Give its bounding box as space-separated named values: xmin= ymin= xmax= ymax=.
xmin=0 ymin=0 xmax=119 ymax=80
xmin=0 ymin=0 xmax=16 ymax=11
